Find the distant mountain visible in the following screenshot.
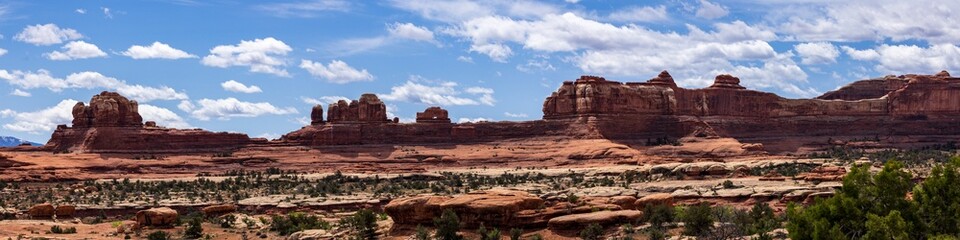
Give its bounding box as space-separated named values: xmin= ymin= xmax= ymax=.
xmin=0 ymin=136 xmax=41 ymax=147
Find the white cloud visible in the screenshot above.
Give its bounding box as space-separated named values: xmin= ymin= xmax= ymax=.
xmin=775 ymin=0 xmax=960 ymax=43
xmin=101 ymin=7 xmax=113 ymax=19
xmin=177 ymin=100 xmax=195 ymax=112
xmin=301 ymin=96 xmax=349 ymax=105
xmin=565 ymin=0 xmax=580 ymax=3
xmin=76 ymin=9 xmax=86 ymax=14
xmin=841 ymin=46 xmax=880 ymax=61
xmin=2 ymin=99 xmax=76 ymax=134
xmin=381 ymin=75 xmax=496 ymax=106
xmin=116 ymin=85 xmax=189 ymax=102
xmin=469 ymin=43 xmax=512 ymax=62
xmin=457 ymin=56 xmax=474 ymax=63
xmin=0 ymin=48 xmax=7 ymax=56
xmin=388 ymin=22 xmax=438 ymax=44
xmin=607 ymin=5 xmax=668 ymax=22
xmin=139 ymin=104 xmax=191 ymax=128
xmin=221 ymin=80 xmax=262 ymax=93
xmin=14 ymin=24 xmax=83 ymax=46
xmin=185 ymin=98 xmax=298 ymax=120
xmin=0 ymin=109 xmax=15 ymax=118
xmin=255 ymin=0 xmax=351 ymax=18
xmin=504 ymin=112 xmax=527 ymax=118
xmin=516 ymin=59 xmax=556 ymax=73
xmin=121 ymin=42 xmax=197 ymax=59
xmin=10 ymin=89 xmax=30 ymax=97
xmin=0 ymin=69 xmax=187 ymax=102
xmin=794 ymin=42 xmax=839 ymax=64
xmin=45 ymin=41 xmax=107 ymax=60
xmin=202 ymin=37 xmax=293 ymax=77
xmin=299 ymin=59 xmax=374 ymax=83
xmin=695 ymin=0 xmax=729 ymax=19
xmin=465 ymin=87 xmax=495 ymax=106
xmin=457 ymin=117 xmax=490 ymax=123
xmin=846 ymin=44 xmax=960 ymax=74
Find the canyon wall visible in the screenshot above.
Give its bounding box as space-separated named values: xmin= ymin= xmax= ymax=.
xmin=45 ymin=91 xmax=251 ymax=153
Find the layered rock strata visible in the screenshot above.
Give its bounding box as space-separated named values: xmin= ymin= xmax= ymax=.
xmin=45 ymin=91 xmax=250 ymax=153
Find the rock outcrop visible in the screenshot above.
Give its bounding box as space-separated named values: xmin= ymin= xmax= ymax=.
xmin=27 ymin=203 xmax=54 ymax=218
xmin=546 ymin=210 xmax=643 ymax=230
xmin=282 ymin=70 xmax=960 ymax=152
xmin=46 ymin=91 xmax=251 ymax=153
xmin=54 ymin=205 xmax=75 ymax=217
xmin=201 ymin=204 xmax=238 ymax=216
xmin=416 ymin=107 xmax=451 ymax=123
xmin=384 ymin=189 xmax=544 ymax=227
xmin=327 ymin=94 xmax=389 ymax=123
xmin=136 ymin=207 xmax=178 ymax=227
xmin=310 ymin=105 xmax=324 ymax=125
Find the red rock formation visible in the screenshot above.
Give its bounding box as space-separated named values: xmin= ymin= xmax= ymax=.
xmin=27 ymin=203 xmax=54 ymax=218
xmin=647 ymin=70 xmax=677 ymax=88
xmin=384 ymin=189 xmax=544 ymax=228
xmin=327 ymin=94 xmax=389 ymax=123
xmin=416 ymin=107 xmax=451 ymax=123
xmin=46 ymin=91 xmax=250 ymax=153
xmin=136 ymin=207 xmax=178 ymax=227
xmin=709 ymin=74 xmax=746 ymax=89
xmin=310 ymin=104 xmax=324 ymax=125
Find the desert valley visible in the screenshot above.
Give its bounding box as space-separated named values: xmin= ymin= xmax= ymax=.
xmin=1 ymin=70 xmax=959 ymax=239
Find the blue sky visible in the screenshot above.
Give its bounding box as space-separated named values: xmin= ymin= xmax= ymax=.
xmin=0 ymin=0 xmax=957 ymax=143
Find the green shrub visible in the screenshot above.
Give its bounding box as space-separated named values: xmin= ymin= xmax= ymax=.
xmin=269 ymin=212 xmax=331 ymax=236
xmin=147 ymin=231 xmax=170 ymax=240
xmin=50 ymin=226 xmax=76 ymax=234
xmin=579 ymin=223 xmax=604 ymax=240
xmin=681 ymin=203 xmax=714 ymax=237
xmin=414 ymin=225 xmax=430 ymax=240
xmin=432 ymin=209 xmax=462 ymax=240
xmin=184 ymin=215 xmax=204 ymax=239
xmin=342 ymin=209 xmax=378 ymax=240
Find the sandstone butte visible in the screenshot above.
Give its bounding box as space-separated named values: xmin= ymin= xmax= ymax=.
xmin=36 ymin=70 xmax=960 ymax=153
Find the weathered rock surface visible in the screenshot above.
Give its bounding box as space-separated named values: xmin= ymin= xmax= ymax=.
xmin=385 ymin=189 xmax=544 ymax=227
xmin=635 ymin=193 xmax=674 ymax=208
xmin=54 ymin=205 xmax=76 ymax=217
xmin=416 ymin=107 xmax=451 ymax=123
xmin=327 ymin=94 xmax=389 ymax=123
xmin=46 ymin=91 xmax=251 ymax=153
xmin=310 ymin=105 xmax=324 ymax=125
xmin=547 ymin=210 xmax=643 ymax=230
xmin=136 ymin=207 xmax=178 ymax=227
xmin=27 ymin=203 xmax=54 ymax=218
xmin=201 ymin=204 xmax=238 ymax=216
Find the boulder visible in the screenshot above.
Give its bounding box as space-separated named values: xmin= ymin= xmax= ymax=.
xmin=287 ymin=229 xmax=331 ymax=240
xmin=27 ymin=203 xmax=54 ymax=218
xmin=547 ymin=210 xmax=642 ymax=230
xmin=201 ymin=204 xmax=238 ymax=216
xmin=55 ymin=205 xmax=76 ymax=217
xmin=635 ymin=193 xmax=673 ymax=208
xmin=416 ymin=107 xmax=451 ymax=123
xmin=385 ymin=189 xmax=544 ymax=227
xmin=136 ymin=207 xmax=178 ymax=227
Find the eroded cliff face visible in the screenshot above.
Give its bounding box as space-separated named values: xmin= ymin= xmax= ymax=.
xmin=282 ymin=71 xmax=960 ymax=151
xmin=543 ymin=70 xmax=960 ymax=151
xmin=46 ymin=91 xmax=250 ymax=153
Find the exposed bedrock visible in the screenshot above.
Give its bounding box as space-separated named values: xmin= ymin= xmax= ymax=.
xmin=46 ymin=91 xmax=250 ymax=153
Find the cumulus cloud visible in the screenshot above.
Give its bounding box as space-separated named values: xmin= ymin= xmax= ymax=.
xmin=220 ymin=80 xmax=262 ymax=93
xmin=10 ymin=89 xmax=30 ymax=97
xmin=844 ymin=44 xmax=960 ymax=74
xmin=457 ymin=56 xmax=474 ymax=63
xmin=388 ymin=22 xmax=438 ymax=44
xmin=1 ymin=99 xmax=76 ymax=134
xmin=299 ymin=59 xmax=374 ymax=83
xmin=695 ymin=0 xmax=729 ymax=19
xmin=380 ymin=75 xmax=496 ymax=106
xmin=139 ymin=104 xmax=192 ymax=128
xmin=255 ymin=0 xmax=351 ymax=18
xmin=0 ymin=48 xmax=7 ymax=56
xmin=607 ymin=5 xmax=668 ymax=22
xmin=185 ymin=98 xmax=298 ymax=120
xmin=794 ymin=42 xmax=840 ymax=64
xmin=45 ymin=41 xmax=107 ymax=60
xmin=0 ymin=69 xmax=187 ymax=102
xmin=775 ymin=0 xmax=960 ymax=43
xmin=202 ymin=37 xmax=293 ymax=77
xmin=14 ymin=24 xmax=83 ymax=46
xmin=469 ymin=43 xmax=512 ymax=62
xmin=301 ymin=96 xmax=349 ymax=105
xmin=121 ymin=42 xmax=197 ymax=59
